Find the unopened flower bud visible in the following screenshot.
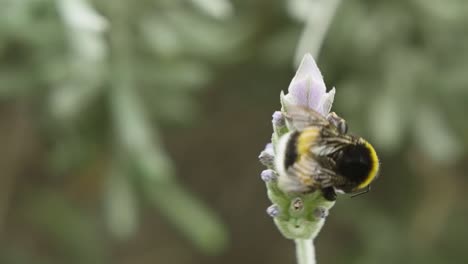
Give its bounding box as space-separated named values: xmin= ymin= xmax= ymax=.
xmin=258 ymin=143 xmax=275 ymax=167
xmin=313 ymin=207 xmax=329 ymax=219
xmin=272 ymin=111 xmax=285 ymax=127
xmin=261 ymin=169 xmax=277 ymax=182
xmin=267 ymin=204 xmax=280 ymax=217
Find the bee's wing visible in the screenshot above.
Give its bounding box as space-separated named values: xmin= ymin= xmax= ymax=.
xmin=314 ymin=134 xmax=354 ymax=156
xmin=286 ymin=155 xmax=338 ymax=189
xmin=283 ymin=105 xmax=329 ymax=131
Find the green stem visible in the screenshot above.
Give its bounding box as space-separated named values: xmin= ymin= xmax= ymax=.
xmin=295 ymin=239 xmax=316 ymax=264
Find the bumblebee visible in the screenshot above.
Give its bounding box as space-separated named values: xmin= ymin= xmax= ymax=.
xmin=275 ymin=106 xmax=380 ymax=201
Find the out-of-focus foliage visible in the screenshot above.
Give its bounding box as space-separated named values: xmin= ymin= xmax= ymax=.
xmin=0 ymin=0 xmax=254 ymax=261
xmin=0 ymin=0 xmax=467 ymax=264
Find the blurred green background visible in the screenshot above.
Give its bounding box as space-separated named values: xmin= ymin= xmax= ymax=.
xmin=0 ymin=0 xmax=467 ymax=263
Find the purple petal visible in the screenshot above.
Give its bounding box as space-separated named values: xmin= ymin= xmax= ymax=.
xmin=288 ymin=78 xmax=310 ymax=107
xmin=285 ymin=54 xmax=328 ymax=112
xmin=294 ymin=53 xmax=324 ymax=86
xmin=317 ymin=88 xmax=336 ymax=116
xmin=287 ymin=77 xmax=325 ymax=111
xmin=307 ymin=79 xmax=327 ymax=110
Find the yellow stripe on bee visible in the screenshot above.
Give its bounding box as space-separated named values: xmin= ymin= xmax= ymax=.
xmin=300 ymin=177 xmax=313 ymax=185
xmin=297 ymin=127 xmax=320 ymax=156
xmin=293 ymin=167 xmax=314 ymax=186
xmin=290 ymin=158 xmax=317 ymax=187
xmin=356 ymin=140 xmax=380 ymax=190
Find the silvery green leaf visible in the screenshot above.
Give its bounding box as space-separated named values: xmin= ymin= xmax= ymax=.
xmin=287 ymin=0 xmax=313 ymax=22
xmin=369 ymin=94 xmax=405 ymax=151
xmin=144 ymin=182 xmax=228 ymax=255
xmin=51 ymin=0 xmax=107 ymax=121
xmin=260 ymin=28 xmax=300 ymax=67
xmin=49 ymin=83 xmax=103 ymax=121
xmin=58 ymin=0 xmax=108 ymax=62
xmin=140 ymin=17 xmax=183 ymax=58
xmin=414 ymin=0 xmax=464 ymax=23
xmin=293 ymin=0 xmax=341 ymax=64
xmin=104 ymin=162 xmax=138 ymax=240
xmin=22 ymin=192 xmax=106 ymax=263
xmin=189 ymin=0 xmax=233 ymax=19
xmin=110 ymin=86 xmax=173 ymax=182
xmin=166 ymin=10 xmax=252 ymax=60
xmin=414 ymin=105 xmax=462 ymax=164
xmin=57 ymin=0 xmax=108 ymax=32
xmin=138 ymin=61 xmax=213 ymax=90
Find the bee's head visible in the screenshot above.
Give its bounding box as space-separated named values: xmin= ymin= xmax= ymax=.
xmin=334 ymin=138 xmax=379 ymax=194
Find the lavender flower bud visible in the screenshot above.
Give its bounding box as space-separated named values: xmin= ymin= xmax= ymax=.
xmin=313 ymin=207 xmax=329 ymax=219
xmin=272 ymin=111 xmax=285 ymax=127
xmin=258 ymin=143 xmax=275 ymax=167
xmin=261 ymin=169 xmax=277 ymax=182
xmin=267 ymin=204 xmax=280 ymax=217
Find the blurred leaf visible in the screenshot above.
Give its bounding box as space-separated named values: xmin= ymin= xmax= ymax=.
xmin=50 ymin=0 xmax=108 ymax=121
xmin=110 ymin=86 xmax=173 ymax=183
xmin=104 ymin=160 xmax=139 ymax=240
xmin=189 ymin=0 xmax=233 ymax=19
xmin=21 ymin=191 xmax=107 ymax=264
xmin=369 ymin=94 xmax=406 ymax=151
xmin=166 ymin=9 xmax=253 ymax=61
xmin=143 ymin=181 xmax=229 ymax=255
xmin=260 ymin=28 xmax=299 ymax=67
xmin=152 ymin=92 xmax=199 ymax=125
xmin=0 ymin=243 xmax=53 ymax=264
xmin=414 ymin=105 xmax=462 ymax=164
xmin=49 ymin=83 xmax=104 ymax=122
xmin=49 ymin=135 xmax=98 ymax=175
xmin=140 ymin=16 xmax=184 ymax=58
xmin=137 ymin=60 xmax=213 ymax=90
xmin=294 ymin=0 xmax=341 ymax=65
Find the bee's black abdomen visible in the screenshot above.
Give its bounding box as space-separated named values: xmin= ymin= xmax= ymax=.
xmin=321 ymin=187 xmax=337 ymax=201
xmin=335 ymin=143 xmax=372 ymax=189
xmin=284 ymin=131 xmax=300 ymax=169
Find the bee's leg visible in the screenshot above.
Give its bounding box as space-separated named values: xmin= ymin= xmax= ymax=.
xmin=321 ymin=187 xmax=337 ymax=201
xmin=283 ymin=109 xmax=328 ymax=131
xmin=313 ymin=168 xmax=335 ymax=185
xmin=326 ymin=112 xmax=348 ymax=134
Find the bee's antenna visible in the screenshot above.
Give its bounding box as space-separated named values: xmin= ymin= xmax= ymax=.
xmin=350 ymin=185 xmax=371 ymax=198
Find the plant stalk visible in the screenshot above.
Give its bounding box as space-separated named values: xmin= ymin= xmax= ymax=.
xmin=295 ymin=239 xmax=316 ymax=264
